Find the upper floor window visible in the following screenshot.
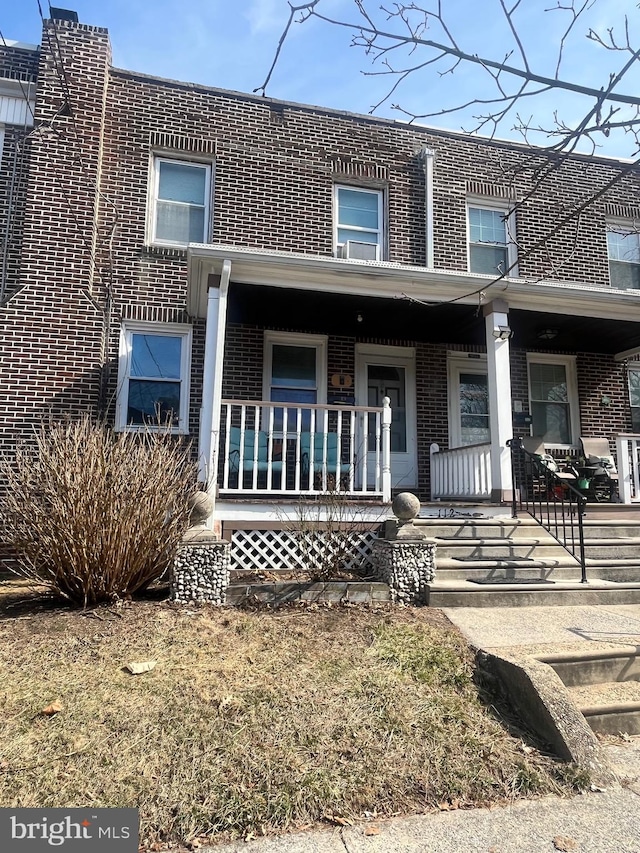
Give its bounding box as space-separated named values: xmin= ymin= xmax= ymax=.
xmin=607 ymin=224 xmax=640 ymax=290
xmin=468 ymin=201 xmax=517 ymax=276
xmin=335 ymin=185 xmax=383 ymax=260
xmin=116 ymin=322 xmax=192 ymax=433
xmin=149 ymin=158 xmax=211 ymax=246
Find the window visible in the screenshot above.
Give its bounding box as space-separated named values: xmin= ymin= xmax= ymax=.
xmin=149 ymin=158 xmax=211 ymax=245
xmin=335 ymin=185 xmax=383 ymax=259
xmin=447 ymin=354 xmax=490 ymax=447
xmin=263 ymin=332 xmax=327 ymax=431
xmin=607 ymin=224 xmax=640 ymax=289
xmin=468 ymin=201 xmax=517 ymax=276
xmin=527 ymin=355 xmax=579 ymax=447
xmin=628 ymin=365 xmax=640 ymax=432
xmin=116 ymin=322 xmax=192 ymax=433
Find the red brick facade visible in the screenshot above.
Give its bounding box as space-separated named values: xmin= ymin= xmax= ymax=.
xmin=2 ymin=15 xmax=640 ymax=499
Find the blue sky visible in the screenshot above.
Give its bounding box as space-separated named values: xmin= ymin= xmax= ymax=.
xmin=3 ymin=0 xmax=639 ymax=158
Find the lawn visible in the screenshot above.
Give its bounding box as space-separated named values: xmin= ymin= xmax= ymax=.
xmin=0 ymin=579 xmax=584 ymax=849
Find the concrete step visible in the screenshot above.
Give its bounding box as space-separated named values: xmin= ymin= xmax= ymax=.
xmin=539 ymin=648 xmax=640 ymax=687
xmin=582 ymin=541 xmax=640 ymax=558
xmin=537 ymin=650 xmax=640 ymax=736
xmin=426 ymin=580 xmax=640 ymax=608
xmin=434 ymin=565 xmax=583 ymax=582
xmin=436 ymin=554 xmax=579 ymax=571
xmin=434 ymin=541 xmax=569 ymax=560
xmin=415 ymin=519 xmax=544 ymax=539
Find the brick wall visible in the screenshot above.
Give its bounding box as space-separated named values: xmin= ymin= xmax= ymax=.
xmin=1 ymin=16 xmax=640 ymax=493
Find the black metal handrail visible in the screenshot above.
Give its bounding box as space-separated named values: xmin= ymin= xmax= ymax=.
xmin=507 ymin=437 xmax=587 ymax=583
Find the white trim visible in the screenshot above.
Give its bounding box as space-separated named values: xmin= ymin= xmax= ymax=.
xmin=466 ymin=196 xmax=519 ymax=277
xmin=526 ymin=352 xmax=580 ymax=449
xmin=262 ymin=331 xmax=328 ymax=411
xmin=147 ymin=156 xmax=212 ymax=247
xmin=447 ymin=353 xmax=489 ymax=447
xmin=334 ymin=184 xmax=384 ymax=259
xmin=115 ymin=321 xmax=192 ymax=434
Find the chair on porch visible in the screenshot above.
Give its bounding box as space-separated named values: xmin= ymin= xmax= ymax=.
xmin=227 ymin=427 xmax=284 ymax=484
xmin=300 ymin=432 xmax=353 ymax=489
xmin=578 ymin=437 xmax=619 ymax=501
xmin=522 ymin=436 xmax=577 ymax=498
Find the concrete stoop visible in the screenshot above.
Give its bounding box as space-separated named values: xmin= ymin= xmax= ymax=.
xmin=419 ymin=512 xmax=640 ymax=607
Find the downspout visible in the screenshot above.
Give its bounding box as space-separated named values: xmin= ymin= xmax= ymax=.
xmin=420 ymin=148 xmax=435 ymax=268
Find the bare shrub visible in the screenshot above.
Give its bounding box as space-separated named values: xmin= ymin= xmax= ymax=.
xmin=0 ymin=416 xmax=198 ymax=606
xmin=285 ymin=489 xmax=382 ymax=582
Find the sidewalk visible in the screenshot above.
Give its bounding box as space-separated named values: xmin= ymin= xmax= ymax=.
xmin=204 ymin=605 xmax=640 ymax=853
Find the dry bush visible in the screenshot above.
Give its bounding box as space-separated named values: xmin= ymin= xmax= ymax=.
xmin=0 ymin=416 xmax=198 ymax=606
xmin=284 ymin=490 xmax=382 ymax=581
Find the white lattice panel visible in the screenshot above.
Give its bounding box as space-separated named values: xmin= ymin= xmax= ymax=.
xmin=230 ymin=529 xmax=377 ymax=574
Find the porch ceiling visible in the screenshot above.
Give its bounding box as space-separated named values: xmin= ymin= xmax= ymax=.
xmin=229 ymin=283 xmax=640 ymax=355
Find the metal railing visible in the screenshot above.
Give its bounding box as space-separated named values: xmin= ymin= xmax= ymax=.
xmin=508 ymin=436 xmax=587 ymax=583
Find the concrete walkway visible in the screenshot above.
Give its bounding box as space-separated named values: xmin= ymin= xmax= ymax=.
xmin=203 ymin=605 xmax=640 ymax=853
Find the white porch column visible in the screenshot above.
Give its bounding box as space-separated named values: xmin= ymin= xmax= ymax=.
xmin=198 ymin=260 xmax=231 ymax=505
xmin=484 ymin=298 xmax=514 ymax=502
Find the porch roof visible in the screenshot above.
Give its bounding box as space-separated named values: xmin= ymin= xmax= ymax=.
xmin=187 ymin=244 xmax=640 ymax=354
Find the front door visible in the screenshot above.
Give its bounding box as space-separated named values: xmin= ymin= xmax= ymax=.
xmin=356 ymin=345 xmax=417 ymax=488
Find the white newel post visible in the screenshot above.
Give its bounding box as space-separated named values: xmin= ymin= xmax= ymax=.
xmin=198 ymin=260 xmax=231 ymax=519
xmin=484 ymin=299 xmax=514 ymax=502
xmin=382 ymin=395 xmax=392 ymax=503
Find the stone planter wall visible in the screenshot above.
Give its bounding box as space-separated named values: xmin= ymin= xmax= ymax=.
xmin=371 ymin=539 xmax=436 ymax=605
xmin=171 ymin=539 xmax=231 ymax=604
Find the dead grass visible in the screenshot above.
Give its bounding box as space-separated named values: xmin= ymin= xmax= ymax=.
xmin=0 ymin=581 xmax=584 ymax=848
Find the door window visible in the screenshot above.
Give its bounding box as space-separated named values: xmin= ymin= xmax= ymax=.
xmin=367 ymin=364 xmax=406 ymax=452
xmin=459 ymin=372 xmax=490 ymax=445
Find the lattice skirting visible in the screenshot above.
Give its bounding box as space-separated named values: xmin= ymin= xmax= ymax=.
xmin=230 ymin=528 xmax=378 ymax=574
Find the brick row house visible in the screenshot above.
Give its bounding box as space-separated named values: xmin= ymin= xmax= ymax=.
xmin=3 ymin=11 xmax=640 ymax=556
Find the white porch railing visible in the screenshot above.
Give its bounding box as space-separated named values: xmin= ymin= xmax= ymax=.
xmin=430 ymin=442 xmax=492 ymax=500
xmin=217 ymin=398 xmax=391 ymax=500
xmin=616 ymin=434 xmax=640 ymax=503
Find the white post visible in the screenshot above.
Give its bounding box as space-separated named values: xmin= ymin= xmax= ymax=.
xmin=197 ymin=260 xmax=231 ymax=523
xmin=484 ymin=299 xmax=514 ymax=503
xmin=429 ymin=442 xmax=440 ymax=501
xmin=616 ymin=435 xmax=633 ymax=504
xmin=382 ymin=395 xmax=392 ymax=502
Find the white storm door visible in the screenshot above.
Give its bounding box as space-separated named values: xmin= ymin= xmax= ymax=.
xmin=356 ymin=345 xmax=417 ymax=488
xmin=448 ymin=355 xmax=491 ymax=447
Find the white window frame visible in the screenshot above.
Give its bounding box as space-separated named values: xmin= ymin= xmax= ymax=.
xmin=334 ymin=184 xmax=384 ymax=258
xmin=263 ymin=332 xmax=327 ymax=429
xmin=606 ymin=220 xmax=640 ymax=290
xmin=447 ymin=353 xmax=490 ymax=447
xmin=467 ymin=197 xmax=518 ymax=277
xmin=116 ymin=321 xmax=192 ymax=434
xmin=526 ymin=353 xmax=580 ymax=450
xmin=147 ymin=156 xmax=212 ymax=247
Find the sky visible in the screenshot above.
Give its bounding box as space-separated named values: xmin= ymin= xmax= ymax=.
xmin=3 ymin=0 xmax=640 ymax=159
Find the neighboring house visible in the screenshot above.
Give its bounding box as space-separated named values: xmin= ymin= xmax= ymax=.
xmin=3 ymin=10 xmax=640 ymax=555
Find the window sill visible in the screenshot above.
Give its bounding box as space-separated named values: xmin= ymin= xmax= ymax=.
xmin=142 ymin=244 xmax=189 ymax=259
